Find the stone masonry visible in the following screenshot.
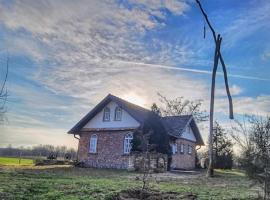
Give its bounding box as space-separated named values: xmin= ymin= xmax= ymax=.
xmin=170 ymin=138 xmax=196 ymax=170
xmin=78 ymin=131 xmax=197 ymax=170
xmin=77 ymin=130 xmax=133 ymax=169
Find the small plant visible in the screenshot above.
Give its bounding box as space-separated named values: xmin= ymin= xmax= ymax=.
xmin=47 ymin=152 xmax=57 ymax=160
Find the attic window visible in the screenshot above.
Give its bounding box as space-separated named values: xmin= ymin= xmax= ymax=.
xmin=114 ymin=106 xmax=122 ymax=121
xmin=103 ymin=107 xmax=110 ymax=121
xmin=186 ymin=126 xmax=191 ymax=134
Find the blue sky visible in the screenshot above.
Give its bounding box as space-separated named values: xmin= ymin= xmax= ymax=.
xmin=0 ymin=0 xmax=269 ymax=148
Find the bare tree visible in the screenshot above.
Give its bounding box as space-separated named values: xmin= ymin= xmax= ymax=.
xmin=153 ymin=92 xmax=208 ymax=123
xmin=0 ymin=57 xmax=9 ymax=123
xmin=231 ymin=116 xmax=270 ymax=199
xmin=195 ymin=0 xmax=234 ymax=177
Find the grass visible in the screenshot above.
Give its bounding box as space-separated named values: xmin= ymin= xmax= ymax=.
xmin=0 ymin=164 xmax=259 ymax=200
xmin=0 ymin=156 xmax=34 ymax=166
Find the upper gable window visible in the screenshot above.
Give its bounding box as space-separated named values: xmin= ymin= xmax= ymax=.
xmin=103 ymin=107 xmax=110 ymax=121
xmin=114 ymin=106 xmax=122 ymax=121
xmin=186 ymin=126 xmax=191 ymax=134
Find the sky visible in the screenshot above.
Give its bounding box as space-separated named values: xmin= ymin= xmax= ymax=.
xmin=0 ymin=0 xmax=269 ymax=149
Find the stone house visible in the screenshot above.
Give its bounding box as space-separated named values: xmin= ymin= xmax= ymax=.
xmin=68 ymin=94 xmax=204 ymax=170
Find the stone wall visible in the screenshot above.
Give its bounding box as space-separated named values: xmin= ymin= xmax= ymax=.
xmin=77 ymin=130 xmax=133 ymax=169
xmin=129 ymin=152 xmax=167 ymax=172
xmin=77 ymin=131 xmax=195 ymax=170
xmin=170 ymin=139 xmax=196 ymax=170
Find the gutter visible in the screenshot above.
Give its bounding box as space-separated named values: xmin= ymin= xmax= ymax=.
xmin=74 ymin=134 xmax=80 ymax=140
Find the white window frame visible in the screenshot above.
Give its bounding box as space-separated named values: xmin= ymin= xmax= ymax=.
xmin=188 ymin=145 xmax=192 ymax=154
xmin=114 ymin=106 xmax=122 ymax=121
xmin=89 ymin=134 xmax=97 ymax=153
xmin=124 ymin=133 xmax=133 ymax=154
xmin=180 ymin=144 xmax=184 ymax=154
xmin=171 ymin=143 xmax=177 ymax=155
xmin=103 ymin=107 xmax=110 ymax=121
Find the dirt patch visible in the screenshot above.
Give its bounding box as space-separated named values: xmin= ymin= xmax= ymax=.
xmin=109 ymin=189 xmax=197 ymax=200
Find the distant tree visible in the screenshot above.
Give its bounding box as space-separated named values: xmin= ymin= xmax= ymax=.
xmin=151 ymin=92 xmax=208 ymax=122
xmin=213 ymin=121 xmax=233 ymax=169
xmin=231 ymin=116 xmax=270 ymax=199
xmin=150 ymin=103 xmax=161 ymax=116
xmin=0 ymin=144 xmax=77 ymax=160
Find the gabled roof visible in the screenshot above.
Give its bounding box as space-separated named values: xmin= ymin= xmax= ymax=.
xmin=161 ymin=115 xmax=204 ymax=145
xmin=68 ymin=94 xmax=152 ymax=134
xmin=68 ymin=94 xmax=204 ymax=146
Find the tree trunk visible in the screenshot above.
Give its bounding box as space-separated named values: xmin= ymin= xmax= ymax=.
xmin=207 ymin=35 xmax=222 ymax=177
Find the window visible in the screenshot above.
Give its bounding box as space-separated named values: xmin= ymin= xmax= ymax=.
xmin=103 ymin=107 xmax=110 ymax=121
xmin=171 ymin=143 xmax=177 ymax=155
xmin=186 ymin=126 xmax=191 ymax=134
xmin=89 ymin=134 xmax=97 ymax=153
xmin=114 ymin=106 xmax=122 ymax=121
xmin=180 ymin=144 xmax=184 ymax=154
xmin=188 ymin=145 xmax=192 ymax=154
xmin=124 ymin=133 xmax=133 ymax=154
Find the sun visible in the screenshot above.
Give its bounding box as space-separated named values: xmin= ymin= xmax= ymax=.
xmin=122 ymin=93 xmax=147 ymax=107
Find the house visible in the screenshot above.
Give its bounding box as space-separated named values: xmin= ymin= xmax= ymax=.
xmin=68 ymin=94 xmax=204 ymax=170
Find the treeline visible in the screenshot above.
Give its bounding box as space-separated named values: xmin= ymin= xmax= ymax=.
xmin=0 ymin=144 xmax=77 ymax=159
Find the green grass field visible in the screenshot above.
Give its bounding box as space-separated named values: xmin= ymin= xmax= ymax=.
xmin=0 ymin=156 xmax=34 ymax=165
xmin=0 ymin=163 xmax=259 ymax=200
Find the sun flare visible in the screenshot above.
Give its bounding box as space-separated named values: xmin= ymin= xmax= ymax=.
xmin=121 ymin=93 xmax=147 ymax=107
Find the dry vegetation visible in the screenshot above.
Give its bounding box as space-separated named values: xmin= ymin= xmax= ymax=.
xmin=0 ymin=160 xmax=259 ymax=200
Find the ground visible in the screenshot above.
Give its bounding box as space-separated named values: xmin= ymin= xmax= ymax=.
xmin=0 ymin=157 xmax=259 ymax=200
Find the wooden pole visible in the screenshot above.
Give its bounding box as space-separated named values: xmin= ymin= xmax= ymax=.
xmin=207 ymin=35 xmax=222 ymax=177
xmin=195 ymin=0 xmax=234 ymax=177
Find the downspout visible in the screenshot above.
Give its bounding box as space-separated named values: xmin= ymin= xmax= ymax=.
xmin=74 ymin=134 xmax=80 ymax=140
xmin=73 ymin=134 xmax=80 ymax=161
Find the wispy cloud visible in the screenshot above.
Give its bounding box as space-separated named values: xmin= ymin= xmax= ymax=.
xmin=0 ymin=0 xmax=269 ymax=147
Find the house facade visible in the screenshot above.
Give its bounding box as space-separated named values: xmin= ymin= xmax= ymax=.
xmin=68 ymin=94 xmax=204 ymax=170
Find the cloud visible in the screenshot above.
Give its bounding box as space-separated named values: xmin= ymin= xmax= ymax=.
xmin=221 ymin=1 xmax=270 ymax=48
xmin=216 ymin=84 xmax=242 ymax=97
xmin=261 ymin=51 xmax=270 ymax=61
xmin=216 ymin=95 xmax=270 ymax=117
xmin=0 ymin=0 xmax=269 ymax=148
xmin=1 ymin=126 xmax=77 ymax=148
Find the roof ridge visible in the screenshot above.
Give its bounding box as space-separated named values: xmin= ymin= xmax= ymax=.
xmin=162 ymin=115 xmax=192 ymax=118
xmin=109 ymin=94 xmax=151 ymax=112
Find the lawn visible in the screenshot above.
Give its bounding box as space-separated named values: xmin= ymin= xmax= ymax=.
xmin=0 ymin=156 xmax=34 ymax=166
xmin=0 ymin=164 xmax=259 ymax=200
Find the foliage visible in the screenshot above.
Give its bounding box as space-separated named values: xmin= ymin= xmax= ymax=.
xmin=132 ymin=113 xmax=170 ymax=155
xmin=152 ymin=93 xmax=208 ymax=122
xmin=0 ymin=144 xmax=77 ymax=160
xmin=0 ymin=166 xmax=258 ymax=200
xmin=231 ymin=116 xmax=270 ymax=199
xmin=213 ymin=121 xmax=233 ymax=169
xmin=231 ymin=116 xmax=270 ymax=176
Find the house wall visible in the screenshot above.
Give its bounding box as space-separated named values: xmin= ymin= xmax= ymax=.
xmin=181 ymin=125 xmax=196 ymax=142
xmin=170 ymin=138 xmax=196 ymax=170
xmin=84 ymin=101 xmax=140 ymax=129
xmin=77 ymin=130 xmax=134 ymax=169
